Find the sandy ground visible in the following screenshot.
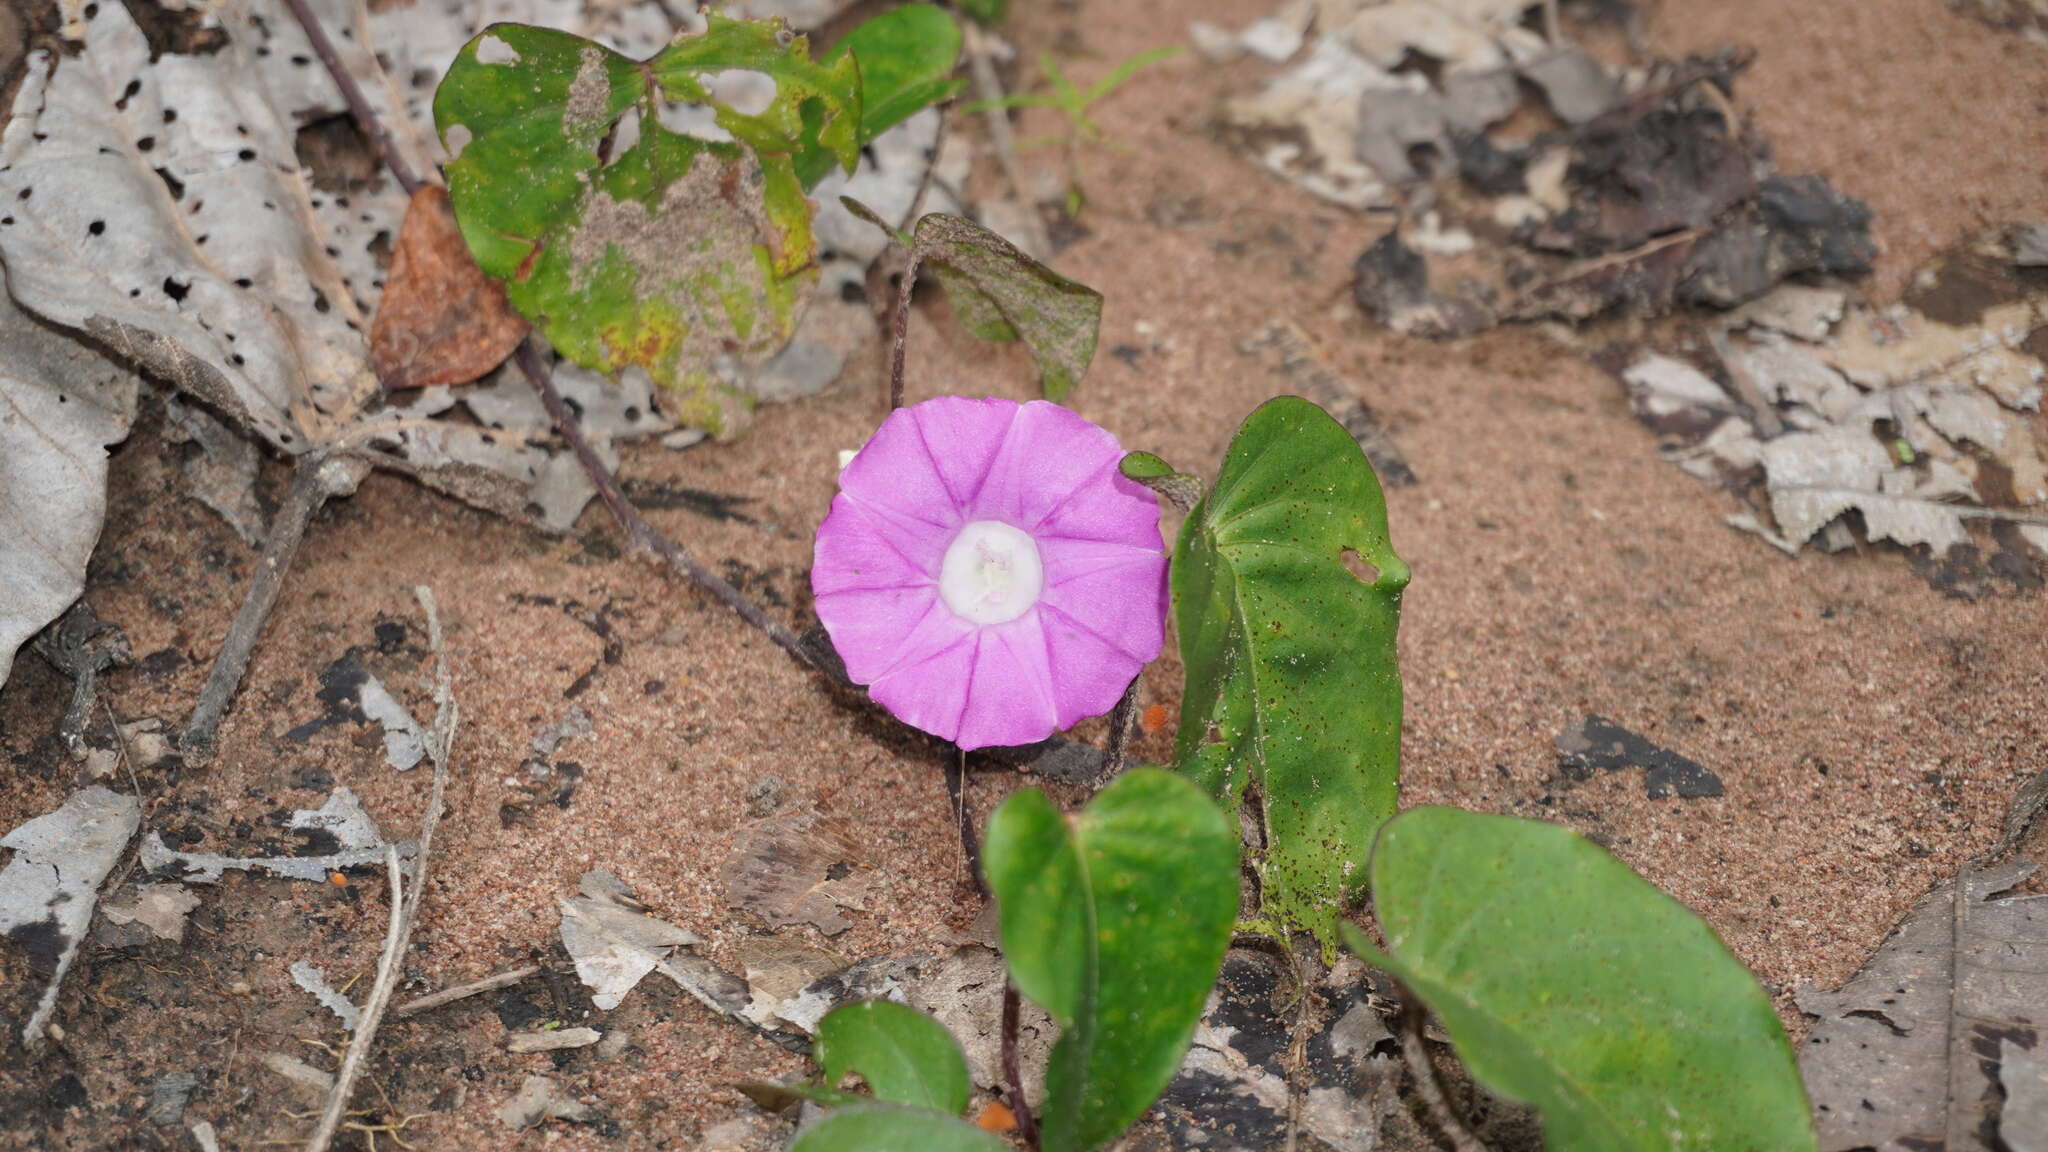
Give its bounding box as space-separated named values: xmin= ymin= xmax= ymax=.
xmin=3 ymin=0 xmax=2046 ymax=1147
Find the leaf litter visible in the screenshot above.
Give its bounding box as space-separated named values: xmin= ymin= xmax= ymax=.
xmin=0 ymin=785 xmax=141 ymax=1047
xmin=1797 ymin=769 xmax=2048 ymax=1152
xmin=722 ymin=807 xmax=875 ymax=936
xmin=557 ymin=869 xmax=746 ymax=1014
xmin=141 ymin=787 xmax=415 ymax=884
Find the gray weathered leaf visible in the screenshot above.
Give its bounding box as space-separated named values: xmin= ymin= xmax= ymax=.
xmin=143 ymin=789 xmax=410 ymax=883
xmin=99 ymin=884 xmax=201 ymax=945
xmin=558 ymin=870 xmax=745 ymax=1014
xmin=1798 ymin=852 xmax=2048 ymax=1150
xmin=0 ymin=288 xmax=137 ymax=690
xmin=0 ymin=786 xmax=142 ymax=1046
xmin=290 ymin=960 xmax=362 ymax=1031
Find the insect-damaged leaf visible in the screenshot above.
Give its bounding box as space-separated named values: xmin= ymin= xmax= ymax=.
xmin=1171 ymin=397 xmax=1407 ymax=951
xmin=816 ymin=1000 xmax=972 ymax=1114
xmin=435 ymin=16 xmax=861 ymax=436
xmin=842 ymin=199 xmax=1104 ymax=400
xmin=982 ymin=770 xmax=1238 ymax=1152
xmin=1344 ymin=807 xmax=1815 ymax=1152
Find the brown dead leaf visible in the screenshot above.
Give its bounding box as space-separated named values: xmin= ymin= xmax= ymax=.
xmin=370 ymin=184 xmax=528 ymax=391
xmin=722 ymin=809 xmax=873 ymax=936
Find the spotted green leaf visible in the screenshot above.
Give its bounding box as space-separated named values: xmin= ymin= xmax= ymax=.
xmin=787 ymin=1103 xmax=1008 ymax=1152
xmin=1172 ymin=397 xmax=1408 ymax=952
xmin=816 ymin=1000 xmax=971 ymax=1114
xmin=1344 ymin=807 xmax=1815 ymax=1152
xmin=982 ymin=770 xmax=1238 ymax=1152
xmin=435 ymin=17 xmax=858 ymax=436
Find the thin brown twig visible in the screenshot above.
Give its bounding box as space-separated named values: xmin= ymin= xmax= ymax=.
xmin=389 ymin=965 xmax=542 ymax=1020
xmin=1001 ymin=982 xmax=1041 ymax=1147
xmin=962 ymin=21 xmax=1051 ymax=257
xmin=184 ymin=454 xmax=368 ymax=762
xmin=946 ymin=745 xmax=985 ymax=894
xmin=281 ymin=0 xmax=421 ymax=198
xmin=303 ymin=588 xmax=457 ymax=1152
xmin=513 ymin=343 xmax=815 ymax=667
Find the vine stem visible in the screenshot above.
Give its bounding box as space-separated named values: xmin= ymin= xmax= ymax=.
xmin=1001 ymin=982 xmax=1041 ymax=1147
xmin=184 ymin=454 xmax=368 ymax=761
xmin=1399 ymin=1000 xmax=1491 ymax=1152
xmin=888 ymin=249 xmax=924 ymax=411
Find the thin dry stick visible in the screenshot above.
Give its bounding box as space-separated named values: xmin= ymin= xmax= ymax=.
xmin=185 ymin=454 xmax=368 ymax=761
xmin=389 ymin=965 xmax=541 ymax=1020
xmin=303 ymin=587 xmax=457 ymax=1152
xmin=1001 ymin=982 xmax=1040 ymax=1147
xmin=946 ymin=745 xmax=985 ymax=892
xmin=1398 ymin=1002 xmax=1490 ymax=1152
xmin=512 ymin=343 xmax=815 ymax=666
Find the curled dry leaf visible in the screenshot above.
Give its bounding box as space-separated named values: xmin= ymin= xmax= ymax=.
xmin=370 ymin=184 xmax=529 ymax=391
xmin=0 ymin=786 xmax=141 ymax=1046
xmin=722 ymin=809 xmax=873 ymax=936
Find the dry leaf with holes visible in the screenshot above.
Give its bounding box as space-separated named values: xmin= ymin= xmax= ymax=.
xmin=0 ymin=786 xmax=141 ymax=1047
xmin=370 ymin=184 xmax=529 ymax=390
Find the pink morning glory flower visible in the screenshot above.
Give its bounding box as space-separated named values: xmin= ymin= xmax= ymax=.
xmin=812 ymin=397 xmax=1168 ymax=750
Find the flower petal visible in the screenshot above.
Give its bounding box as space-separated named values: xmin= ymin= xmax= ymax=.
xmin=839 ymin=403 xmax=965 ymax=529
xmin=910 ymin=396 xmax=1019 ymax=510
xmin=813 ymin=584 xmax=953 ymax=684
xmin=1039 ymin=549 xmax=1167 ymax=668
xmin=868 ymin=630 xmax=979 ymax=744
xmin=1035 ymin=469 xmax=1164 ymax=549
xmin=814 ymin=493 xmax=951 ymax=595
xmin=969 ymin=401 xmax=1126 ymax=529
xmin=1040 ymin=602 xmax=1151 ymax=729
xmin=953 ymin=614 xmax=1061 ymax=750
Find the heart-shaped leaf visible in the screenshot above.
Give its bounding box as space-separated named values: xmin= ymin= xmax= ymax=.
xmin=435 ymin=17 xmax=860 ymax=435
xmin=1172 ymin=397 xmax=1408 ymax=951
xmin=982 ymin=769 xmax=1238 ymax=1152
xmin=787 ymin=1103 xmax=1008 ymax=1152
xmin=816 ymin=1000 xmax=971 ymax=1114
xmin=1344 ymin=806 xmax=1816 ymax=1152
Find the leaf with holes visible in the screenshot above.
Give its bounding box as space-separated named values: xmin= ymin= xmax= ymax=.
xmin=436 ymin=15 xmax=862 ymax=436
xmin=816 ymin=1000 xmax=972 ymax=1113
xmin=788 ymin=1103 xmax=1009 ymax=1152
xmin=794 ymin=4 xmax=965 ymax=189
xmin=982 ymin=770 xmax=1238 ymax=1152
xmin=1171 ymin=397 xmax=1408 ymax=952
xmin=842 ymin=199 xmax=1103 ymax=399
xmin=0 ymin=0 xmax=628 ymax=531
xmin=1344 ymin=807 xmax=1815 ymax=1152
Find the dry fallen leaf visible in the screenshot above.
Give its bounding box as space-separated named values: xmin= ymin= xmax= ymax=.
xmin=558 ymin=870 xmax=746 ymax=1014
xmin=722 ymin=809 xmax=874 ymax=936
xmin=371 ymin=184 xmax=529 ymax=391
xmin=99 ymin=884 xmax=202 ymax=945
xmin=0 ymin=786 xmax=141 ymax=1046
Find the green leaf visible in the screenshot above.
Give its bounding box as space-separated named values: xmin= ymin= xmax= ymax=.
xmin=436 ymin=19 xmax=850 ymax=436
xmin=1345 ymin=807 xmax=1816 ymax=1152
xmin=982 ymin=770 xmax=1238 ymax=1152
xmin=787 ymin=1103 xmax=1009 ymax=1152
xmin=649 ymin=12 xmax=862 ymax=175
xmin=955 ymin=0 xmax=1008 ymax=26
xmin=910 ymin=214 xmax=1102 ymax=400
xmin=816 ymin=1000 xmax=971 ymax=1114
xmin=1172 ymin=397 xmax=1408 ymax=951
xmin=793 ymin=5 xmax=964 ymax=188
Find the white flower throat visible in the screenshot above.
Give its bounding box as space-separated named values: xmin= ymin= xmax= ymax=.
xmin=939 ymin=521 xmax=1044 ymax=625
